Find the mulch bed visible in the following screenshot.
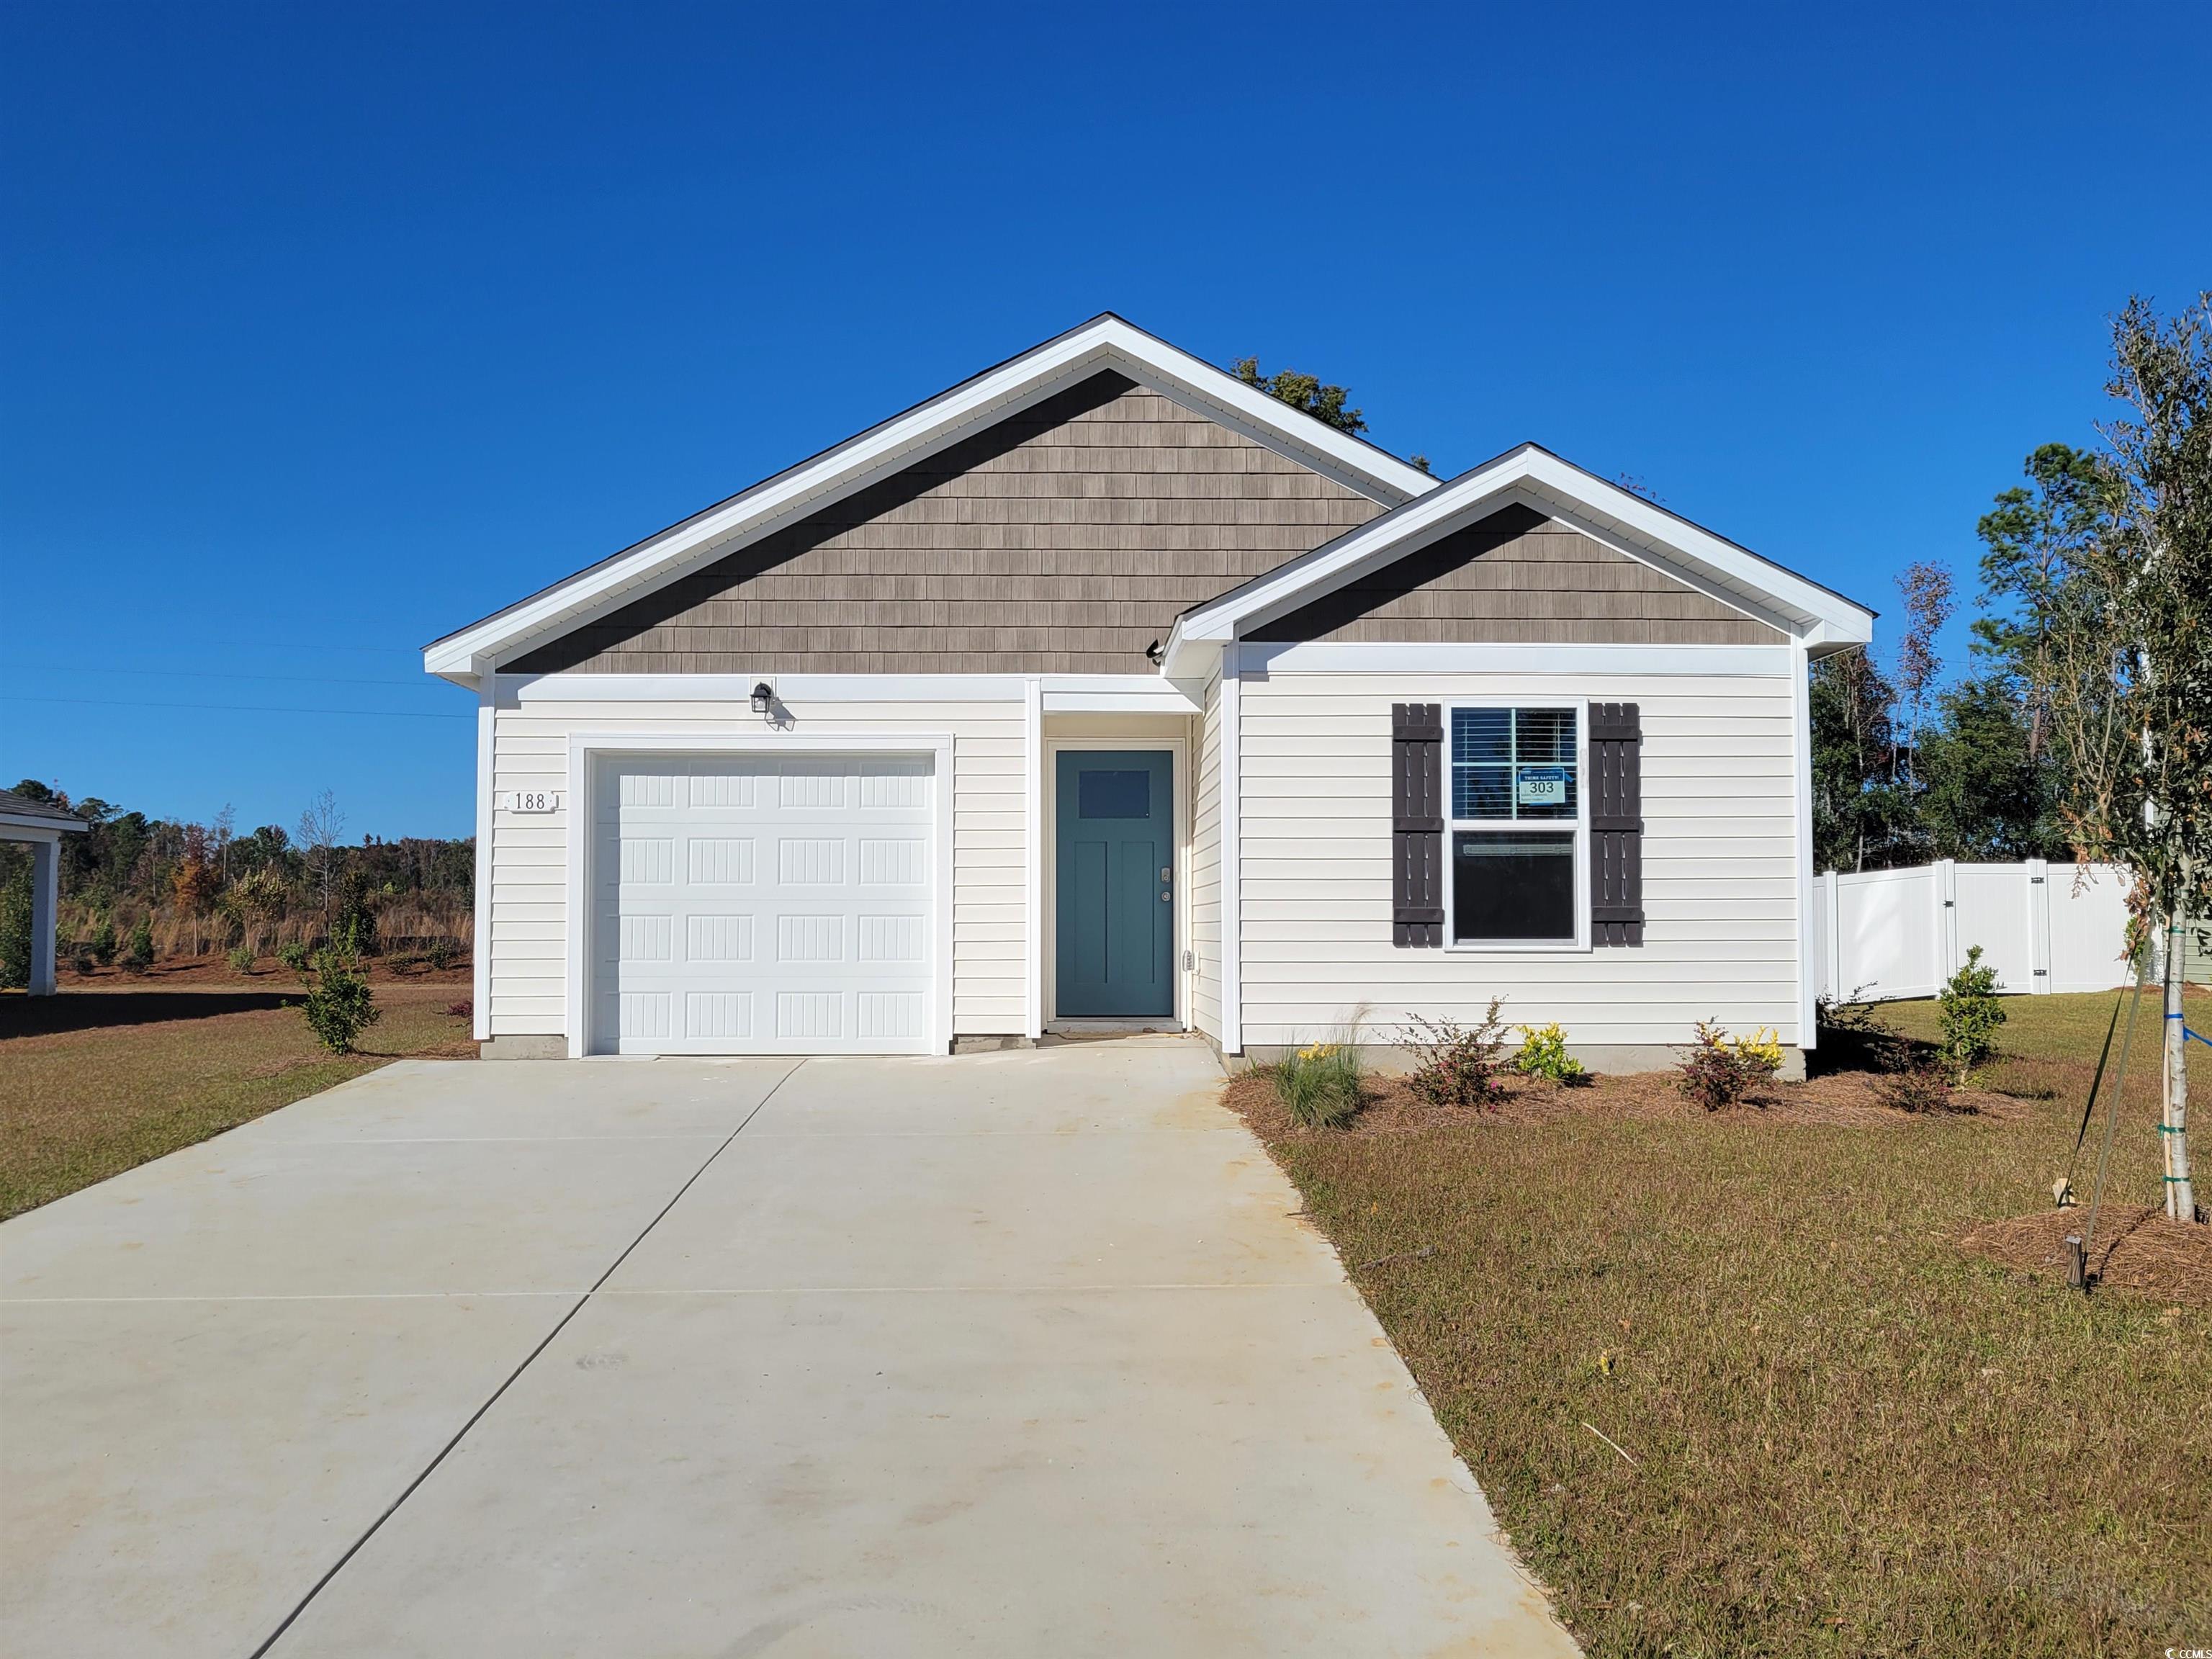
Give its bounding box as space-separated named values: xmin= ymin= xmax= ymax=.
xmin=1223 ymin=1064 xmax=2018 ymax=1142
xmin=1961 ymin=1204 xmax=2212 ymax=1309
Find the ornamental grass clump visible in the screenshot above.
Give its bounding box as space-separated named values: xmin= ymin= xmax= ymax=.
xmin=1270 ymin=1040 xmax=1365 ymax=1129
xmin=1676 ymin=1020 xmax=1783 ymax=1110
xmin=1511 ymin=1022 xmax=1587 ymax=1084
xmin=1403 ymin=999 xmax=1511 ymax=1108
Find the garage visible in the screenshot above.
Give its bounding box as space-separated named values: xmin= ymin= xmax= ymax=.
xmin=588 ymin=750 xmax=940 ymax=1055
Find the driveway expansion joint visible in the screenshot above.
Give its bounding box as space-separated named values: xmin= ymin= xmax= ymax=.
xmin=243 ymin=1058 xmax=806 ymax=1659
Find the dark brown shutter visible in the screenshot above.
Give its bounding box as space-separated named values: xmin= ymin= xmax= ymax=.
xmin=1392 ymin=703 xmax=1444 ymax=948
xmin=1588 ymin=702 xmax=1643 ymax=947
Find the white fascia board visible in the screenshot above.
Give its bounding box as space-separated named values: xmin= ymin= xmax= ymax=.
xmin=503 ymin=672 xmax=1030 ymax=704
xmin=423 ymin=317 xmax=1437 ymax=681
xmin=1241 ymin=642 xmax=1797 ymax=678
xmin=0 ymin=820 xmax=71 ymax=843
xmin=1161 ymin=447 xmax=1874 ymax=678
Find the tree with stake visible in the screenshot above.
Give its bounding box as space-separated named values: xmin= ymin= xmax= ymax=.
xmin=2042 ymin=295 xmax=2211 ymax=1223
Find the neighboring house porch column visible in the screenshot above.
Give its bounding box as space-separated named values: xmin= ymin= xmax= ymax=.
xmin=29 ymin=836 xmax=59 ymax=995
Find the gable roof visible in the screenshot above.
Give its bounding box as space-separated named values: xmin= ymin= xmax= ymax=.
xmin=423 ymin=315 xmax=1439 ymax=683
xmin=1161 ymin=443 xmax=1875 ymax=678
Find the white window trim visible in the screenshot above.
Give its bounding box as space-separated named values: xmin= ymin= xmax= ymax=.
xmin=563 ymin=732 xmax=956 ymax=1058
xmin=1440 ymin=698 xmax=1591 ymax=954
xmin=1041 ymin=735 xmax=1191 ymax=1030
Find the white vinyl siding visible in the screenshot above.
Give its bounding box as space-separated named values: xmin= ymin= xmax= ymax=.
xmin=1236 ymin=671 xmax=1800 ymax=1049
xmin=487 ymin=693 xmax=1024 ymax=1040
xmin=1190 ymin=670 xmax=1223 ymax=1041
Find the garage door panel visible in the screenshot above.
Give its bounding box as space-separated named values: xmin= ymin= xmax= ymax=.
xmin=593 ymin=754 xmax=936 ymax=1056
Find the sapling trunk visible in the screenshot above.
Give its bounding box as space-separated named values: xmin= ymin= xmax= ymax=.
xmin=2164 ymin=912 xmax=2197 ymax=1220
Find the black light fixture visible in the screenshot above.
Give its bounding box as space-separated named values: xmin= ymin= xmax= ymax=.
xmin=750 ymin=682 xmax=775 ymax=714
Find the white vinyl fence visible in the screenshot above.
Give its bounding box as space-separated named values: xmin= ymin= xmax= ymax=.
xmin=1809 ymin=859 xmax=2132 ymax=1004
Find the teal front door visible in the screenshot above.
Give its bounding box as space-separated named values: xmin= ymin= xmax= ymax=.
xmin=1055 ymin=750 xmax=1174 ymax=1019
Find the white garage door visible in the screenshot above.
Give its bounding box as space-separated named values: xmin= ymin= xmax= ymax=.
xmin=592 ymin=752 xmax=937 ymax=1055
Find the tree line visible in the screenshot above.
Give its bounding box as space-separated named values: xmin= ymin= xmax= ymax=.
xmin=0 ymin=781 xmax=473 ymax=981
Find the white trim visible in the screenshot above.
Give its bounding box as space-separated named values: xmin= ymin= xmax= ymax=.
xmin=1163 ymin=446 xmax=1874 ymax=679
xmin=1438 ymin=700 xmax=1591 ymax=954
xmin=1023 ymin=678 xmax=1044 ymax=1040
xmin=1040 ymin=686 xmax=1201 ymax=714
xmin=1791 ymin=644 xmax=1815 ymax=1048
xmin=507 ymin=672 xmax=1030 ymax=705
xmin=1043 ymin=736 xmax=1190 ymax=1031
xmin=426 ymin=315 xmax=1436 ymax=680
xmin=1240 ymin=641 xmax=1797 ymax=678
xmin=562 ymin=732 xmax=956 ymax=1058
xmin=473 ymin=680 xmax=494 ymax=1041
xmin=1219 ymin=648 xmax=1244 ymax=1056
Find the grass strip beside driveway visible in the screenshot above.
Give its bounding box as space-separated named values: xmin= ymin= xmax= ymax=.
xmin=1 ymin=979 xmax=475 ymax=1218
xmin=1240 ymin=992 xmax=2212 ymax=1657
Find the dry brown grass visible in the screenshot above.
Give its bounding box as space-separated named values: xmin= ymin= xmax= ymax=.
xmin=1 ymin=962 xmax=476 ymax=1218
xmin=1230 ymin=989 xmax=2212 ymax=1655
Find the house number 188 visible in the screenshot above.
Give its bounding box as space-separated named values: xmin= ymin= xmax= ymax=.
xmin=504 ymin=791 xmax=562 ymax=813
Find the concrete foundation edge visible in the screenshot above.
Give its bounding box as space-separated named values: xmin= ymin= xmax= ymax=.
xmin=479 ymin=1035 xmax=567 ymax=1060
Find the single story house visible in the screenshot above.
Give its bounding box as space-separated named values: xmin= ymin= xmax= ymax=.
xmin=424 ymin=315 xmax=1874 ymax=1071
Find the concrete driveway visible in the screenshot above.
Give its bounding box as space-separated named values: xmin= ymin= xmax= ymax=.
xmin=2 ymin=1039 xmax=1575 ymax=1658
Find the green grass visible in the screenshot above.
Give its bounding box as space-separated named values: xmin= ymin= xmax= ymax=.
xmin=0 ymin=976 xmax=475 ymax=1218
xmin=1248 ymin=991 xmax=2211 ymax=1655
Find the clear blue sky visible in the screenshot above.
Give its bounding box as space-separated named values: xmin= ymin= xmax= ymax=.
xmin=4 ymin=2 xmax=2206 ymax=840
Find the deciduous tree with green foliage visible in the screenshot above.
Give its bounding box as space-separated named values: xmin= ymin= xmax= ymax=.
xmin=2034 ymin=296 xmax=2211 ymax=1222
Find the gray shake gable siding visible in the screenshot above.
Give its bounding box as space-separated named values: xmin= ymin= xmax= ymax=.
xmin=511 ymin=372 xmax=1384 ymax=675
xmin=1246 ymin=503 xmax=1784 ymax=646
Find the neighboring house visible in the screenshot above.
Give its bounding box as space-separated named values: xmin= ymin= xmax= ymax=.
xmin=424 ymin=315 xmax=1874 ymax=1071
xmin=0 ymin=789 xmax=89 ymax=996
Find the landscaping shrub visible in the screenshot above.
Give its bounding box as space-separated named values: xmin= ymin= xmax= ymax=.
xmin=1270 ymin=1040 xmax=1364 ymax=1129
xmin=1512 ymin=1022 xmax=1586 ymax=1084
xmin=1403 ymin=1001 xmax=1511 ymax=1107
xmin=275 ymin=940 xmax=310 ymax=972
xmin=89 ymin=917 xmax=117 ymax=966
xmin=295 ymin=929 xmax=381 ymax=1054
xmin=120 ymin=916 xmax=154 ymax=974
xmin=225 ymin=943 xmax=256 ymax=974
xmin=446 ymin=997 xmax=473 ymax=1021
xmin=1815 ymin=993 xmax=1915 ymax=1074
xmin=1675 ymin=1020 xmax=1782 ymax=1110
xmin=1937 ymin=943 xmax=2007 ymax=1084
xmin=1874 ymin=1056 xmax=1966 ymax=1114
xmin=426 ymin=937 xmax=457 ymax=972
xmin=71 ymin=949 xmax=96 ymax=976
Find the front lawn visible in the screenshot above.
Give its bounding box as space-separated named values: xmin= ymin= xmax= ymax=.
xmin=1235 ymin=990 xmax=2211 ymax=1656
xmin=0 ymin=963 xmax=476 ymax=1218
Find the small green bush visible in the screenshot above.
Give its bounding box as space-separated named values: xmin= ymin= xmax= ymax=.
xmin=275 ymin=940 xmax=310 ymax=971
xmin=225 ymin=944 xmax=256 ymax=974
xmin=120 ymin=916 xmax=154 ymax=975
xmin=1270 ymin=1040 xmax=1365 ymax=1129
xmin=0 ymin=868 xmax=30 ymax=989
xmin=89 ymin=917 xmax=117 ymax=966
xmin=1676 ymin=1019 xmax=1781 ymax=1110
xmin=1403 ymin=1000 xmax=1511 ymax=1108
xmin=426 ymin=937 xmax=457 ymax=972
xmin=295 ymin=938 xmax=381 ymax=1054
xmin=1512 ymin=1022 xmax=1586 ymax=1084
xmin=1937 ymin=944 xmax=2007 ymax=1084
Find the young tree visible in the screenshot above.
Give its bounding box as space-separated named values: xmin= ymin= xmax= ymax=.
xmin=297 ymin=791 xmax=346 ymax=934
xmin=2045 ymin=295 xmax=2212 ymax=1222
xmin=1231 ymin=356 xmax=1366 ymax=433
xmin=1916 ymin=675 xmax=2066 ymax=860
xmin=1892 ymin=559 xmax=1956 ymax=801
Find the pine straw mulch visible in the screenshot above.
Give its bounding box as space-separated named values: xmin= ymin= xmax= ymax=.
xmin=1961 ymin=1203 xmax=2212 ymax=1309
xmin=1221 ymin=1062 xmax=2023 ymax=1142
